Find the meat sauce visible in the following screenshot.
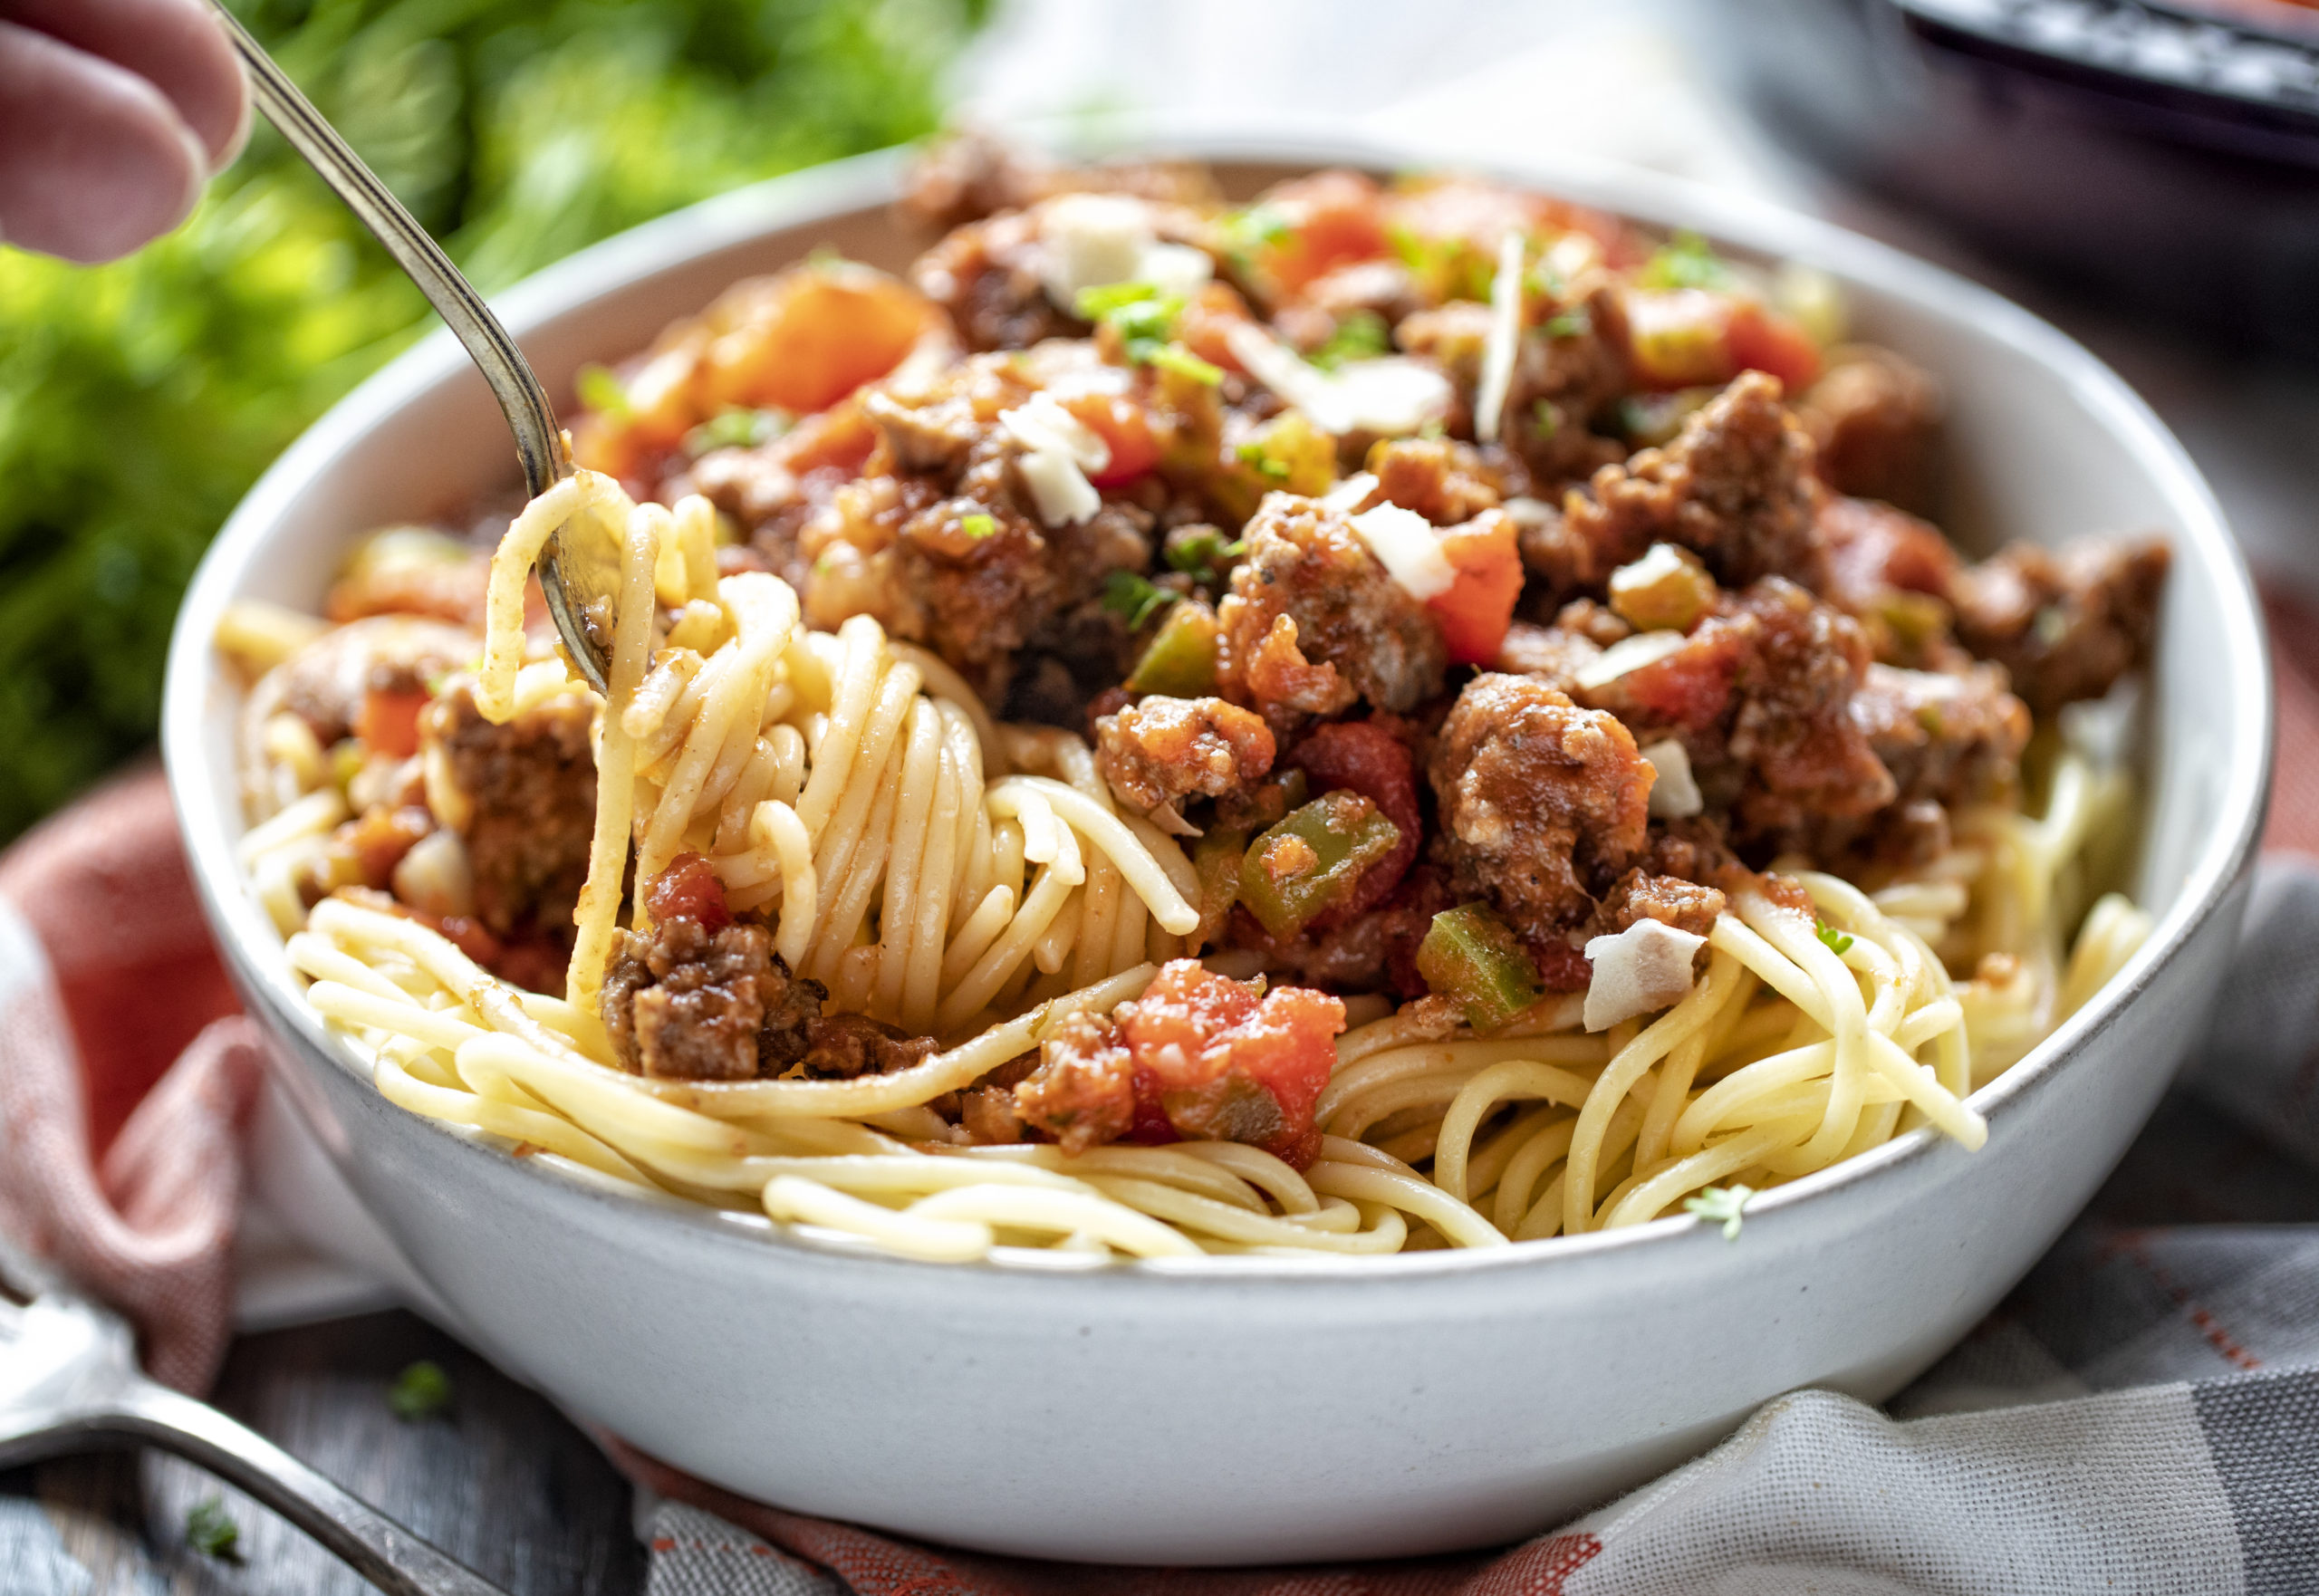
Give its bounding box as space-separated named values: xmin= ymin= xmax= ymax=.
xmin=268 ymin=140 xmax=2168 ymax=1171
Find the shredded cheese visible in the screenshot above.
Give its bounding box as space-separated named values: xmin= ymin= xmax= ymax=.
xmin=1640 ymin=739 xmax=1703 ymax=819
xmin=1038 ymin=196 xmax=1216 ymax=312
xmin=1221 ymin=322 xmax=1450 ymax=437
xmin=999 ymin=393 xmax=1110 ymax=528
xmin=1321 ymin=472 xmax=1379 ymax=513
xmin=1583 ymin=918 xmax=1706 ymax=1033
xmin=1574 ymin=630 xmax=1689 ymax=691
xmin=1474 ymin=230 xmax=1525 ymax=446
xmin=1039 ymin=194 xmax=1149 ymax=310
xmin=1348 ymin=503 xmax=1456 ymax=601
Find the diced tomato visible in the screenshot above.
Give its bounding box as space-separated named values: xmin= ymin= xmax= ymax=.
xmin=698 ymin=264 xmax=946 ymax=417
xmin=1058 ymin=390 xmax=1161 ymax=486
xmin=355 ymin=686 xmax=430 ymax=759
xmin=1173 ymin=281 xmax=1259 ymax=374
xmin=336 ymin=804 xmax=432 ymax=889
xmin=1725 ymin=300 xmax=1822 ymax=391
xmin=1622 ymin=289 xmax=1823 ymax=393
xmin=1527 ymin=936 xmax=1594 ymax=994
xmin=1428 ymin=509 xmax=1524 ymax=667
xmin=1285 ymin=718 xmax=1419 ymax=919
xmin=1114 ymin=960 xmax=1348 ymax=1168
xmin=646 ymin=852 xmax=732 ymax=931
xmin=1600 ymin=620 xmax=1748 ymax=732
xmin=1218 ymin=984 xmax=1343 ymax=1169
xmin=1246 ymin=169 xmax=1389 ymax=297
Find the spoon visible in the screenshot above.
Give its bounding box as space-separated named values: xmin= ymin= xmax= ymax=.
xmin=206 ymin=2 xmax=620 ymax=694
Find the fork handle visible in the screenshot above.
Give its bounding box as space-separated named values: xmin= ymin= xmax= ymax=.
xmin=199 ymin=1 xmax=565 ymax=505
xmin=3 ymin=1384 xmax=510 ymax=1596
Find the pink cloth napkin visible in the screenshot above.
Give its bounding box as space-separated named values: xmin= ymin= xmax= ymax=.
xmin=0 ymin=584 xmax=2306 ymax=1589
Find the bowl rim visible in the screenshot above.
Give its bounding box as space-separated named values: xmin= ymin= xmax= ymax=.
xmin=161 ymin=115 xmax=2274 ymax=1284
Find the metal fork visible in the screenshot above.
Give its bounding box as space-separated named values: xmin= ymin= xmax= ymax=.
xmin=0 ymin=1236 xmax=508 ymax=1595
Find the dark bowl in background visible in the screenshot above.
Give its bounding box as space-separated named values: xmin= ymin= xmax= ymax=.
xmin=1698 ymin=0 xmax=2319 ymax=361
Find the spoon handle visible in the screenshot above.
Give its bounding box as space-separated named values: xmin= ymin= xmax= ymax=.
xmin=204 ymin=3 xmax=568 ymax=503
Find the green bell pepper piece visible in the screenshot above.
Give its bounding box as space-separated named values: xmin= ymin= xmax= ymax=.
xmin=1416 ymin=902 xmax=1544 ymax=1032
xmin=1237 ymin=791 xmax=1400 ymax=941
xmin=1126 ymin=601 xmax=1220 ymax=697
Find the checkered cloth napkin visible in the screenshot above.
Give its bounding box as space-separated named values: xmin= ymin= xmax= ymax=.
xmin=6 ymin=591 xmax=2319 ymax=1592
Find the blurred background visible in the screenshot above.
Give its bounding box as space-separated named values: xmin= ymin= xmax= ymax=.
xmin=6 ymin=0 xmax=2319 ymax=841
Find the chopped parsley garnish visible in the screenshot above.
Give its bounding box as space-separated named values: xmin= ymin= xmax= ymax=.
xmin=1814 ymin=920 xmax=1855 ymax=957
xmin=1075 ymin=282 xmax=1162 ymax=318
xmin=1220 ymin=203 xmax=1294 ymax=266
xmin=1684 ymin=1184 xmax=1755 ymax=1241
xmin=684 ymin=407 xmax=788 ymax=456
xmin=388 ymin=1359 xmax=455 ymax=1420
xmin=575 ymin=363 xmax=631 ymax=420
xmin=1637 ymin=230 xmax=1732 ymax=292
xmin=187 ymin=1497 xmax=241 ymax=1561
xmin=1309 ymin=309 xmax=1390 ymax=371
xmin=1236 ymin=438 xmax=1291 ymax=484
xmin=960 ymin=512 xmax=996 ymax=540
xmin=1150 ymin=344 xmax=1223 ymax=385
xmin=1165 ymin=528 xmax=1245 ymax=586
xmin=1530 ymin=399 xmax=1561 ymax=439
xmin=1064 ymin=279 xmax=1217 ymax=374
xmin=1541 ymin=306 xmax=1593 ymax=340
xmin=1102 ymin=570 xmax=1177 ymax=630
xmin=1076 ymin=283 xmax=1202 ymax=370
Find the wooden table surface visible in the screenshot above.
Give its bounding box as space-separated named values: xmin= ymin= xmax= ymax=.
xmin=5 ymin=1310 xmax=647 ymax=1596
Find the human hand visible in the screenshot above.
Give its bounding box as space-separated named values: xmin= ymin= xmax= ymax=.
xmin=0 ymin=0 xmax=248 ymax=263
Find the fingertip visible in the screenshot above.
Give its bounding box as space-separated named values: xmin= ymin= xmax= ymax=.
xmin=0 ymin=22 xmax=206 ymax=263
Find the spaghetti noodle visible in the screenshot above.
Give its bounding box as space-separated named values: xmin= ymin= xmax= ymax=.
xmin=224 ymin=151 xmax=2163 ymax=1264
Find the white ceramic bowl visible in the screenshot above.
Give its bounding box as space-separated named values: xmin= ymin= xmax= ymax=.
xmin=162 ymin=128 xmax=2269 ymax=1564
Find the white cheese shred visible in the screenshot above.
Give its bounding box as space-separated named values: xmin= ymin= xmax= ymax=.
xmin=1474 ymin=229 xmax=1525 ymax=446
xmin=1640 ymin=739 xmax=1703 ymax=819
xmin=1348 ymin=503 xmax=1456 ymax=601
xmin=1583 ymin=918 xmax=1707 ymax=1033
xmin=1574 ymin=630 xmax=1689 ymax=691
xmin=1000 ymin=393 xmax=1110 ymax=528
xmin=1220 ymin=322 xmax=1450 ymax=438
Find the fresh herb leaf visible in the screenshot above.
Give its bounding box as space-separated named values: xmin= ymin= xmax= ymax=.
xmin=1222 ymin=204 xmax=1293 ymax=265
xmin=1683 ymin=1183 xmax=1756 ymax=1241
xmin=960 ymin=512 xmax=996 ymax=540
xmin=1541 ymin=306 xmax=1593 ymax=340
xmin=1150 ymin=344 xmax=1223 ymax=385
xmin=1637 ymin=230 xmax=1732 ymax=292
xmin=683 ymin=407 xmax=787 ymax=456
xmin=389 ymin=1359 xmax=455 ymax=1421
xmin=1309 ymin=309 xmax=1390 ymax=371
xmin=1079 ymin=286 xmax=1192 ymax=368
xmin=1102 ymin=570 xmax=1177 ymax=630
xmin=1165 ymin=529 xmax=1245 ymax=585
xmin=187 ymin=1497 xmax=241 ymax=1561
xmin=575 ymin=363 xmax=631 ymax=420
xmin=1529 ymin=399 xmax=1560 ymax=439
xmin=1235 ymin=439 xmax=1291 ymax=484
xmin=1814 ymin=920 xmax=1855 ymax=957
xmin=1074 ymin=282 xmax=1162 ymax=319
